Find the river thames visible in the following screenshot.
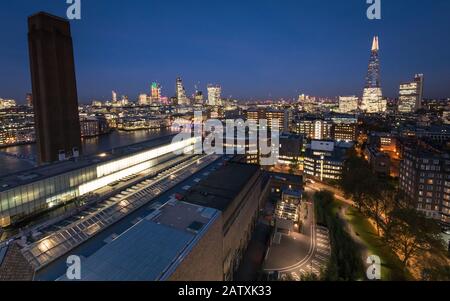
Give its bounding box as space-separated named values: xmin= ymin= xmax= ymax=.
xmin=0 ymin=128 xmax=177 ymax=177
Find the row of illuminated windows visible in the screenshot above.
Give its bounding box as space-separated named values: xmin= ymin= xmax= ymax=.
xmin=97 ymin=137 xmax=197 ymax=178
xmin=0 ymin=166 xmax=97 ymax=216
xmin=79 ymin=146 xmax=193 ymax=196
xmin=0 ymin=141 xmax=196 ymax=219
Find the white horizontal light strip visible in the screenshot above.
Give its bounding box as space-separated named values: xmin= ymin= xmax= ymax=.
xmin=79 ymin=139 xmax=197 ymax=196
xmin=96 ymin=137 xmax=197 ymax=178
xmin=78 ymin=161 xmax=152 ymax=195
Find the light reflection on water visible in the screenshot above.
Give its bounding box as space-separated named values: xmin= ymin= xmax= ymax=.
xmin=0 ymin=129 xmax=176 ymax=177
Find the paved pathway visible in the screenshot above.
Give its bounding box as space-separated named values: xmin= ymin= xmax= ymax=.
xmin=264 ymin=188 xmax=331 ymax=281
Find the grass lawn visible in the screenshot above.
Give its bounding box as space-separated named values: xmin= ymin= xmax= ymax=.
xmin=343 ymin=204 xmax=412 ymax=281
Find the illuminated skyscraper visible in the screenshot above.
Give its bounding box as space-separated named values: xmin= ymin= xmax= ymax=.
xmin=361 ymin=36 xmax=385 ymax=113
xmin=112 ymin=90 xmax=117 ymax=102
xmin=207 ymin=84 xmax=222 ymax=106
xmin=339 ymin=96 xmax=359 ymax=113
xmin=138 ymin=93 xmax=149 ymax=106
xmin=176 ymin=77 xmax=188 ymax=105
xmin=194 ymin=90 xmax=204 ymax=105
xmin=151 ymin=82 xmax=161 ymax=102
xmin=398 ymin=74 xmax=424 ymax=113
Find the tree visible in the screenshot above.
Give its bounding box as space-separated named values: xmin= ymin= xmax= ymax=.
xmin=314 ymin=191 xmax=365 ymax=281
xmin=340 ymin=148 xmax=379 ymax=212
xmin=300 ymin=272 xmax=321 ymax=281
xmin=365 ymin=183 xmax=399 ymax=236
xmin=385 ymin=208 xmax=445 ymax=267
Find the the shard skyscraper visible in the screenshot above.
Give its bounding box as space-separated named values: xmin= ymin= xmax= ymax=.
xmin=361 ymin=36 xmax=386 ymax=113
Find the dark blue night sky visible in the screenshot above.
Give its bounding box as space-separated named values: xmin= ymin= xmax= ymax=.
xmin=1 ymin=0 xmax=449 ymax=103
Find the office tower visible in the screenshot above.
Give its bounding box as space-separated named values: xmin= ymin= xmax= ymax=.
xmin=304 ymin=141 xmax=351 ymax=181
xmin=298 ymin=94 xmax=317 ymax=113
xmin=398 ymin=74 xmax=424 ymax=113
xmin=339 ymin=96 xmax=359 ymax=113
xmin=26 ymin=93 xmax=33 ymax=107
xmin=361 ymin=36 xmax=385 ymax=113
xmin=112 ymin=90 xmax=117 ymax=103
xmin=0 ymin=98 xmax=16 ymax=109
xmin=207 ymin=84 xmax=222 ymax=106
xmin=138 ymin=93 xmax=149 ymax=106
xmin=176 ymin=77 xmax=188 ymax=105
xmin=194 ymin=90 xmax=204 ymax=105
xmin=120 ymin=95 xmax=129 ymax=106
xmin=28 ymin=12 xmax=82 ymax=163
xmin=151 ymin=82 xmax=161 ymax=102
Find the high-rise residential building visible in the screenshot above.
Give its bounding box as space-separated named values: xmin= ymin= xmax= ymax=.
xmin=398 ymin=74 xmax=424 ymax=113
xmin=361 ymin=36 xmax=385 ymax=113
xmin=176 ymin=77 xmax=188 ymax=105
xmin=207 ymin=84 xmax=222 ymax=106
xmin=28 ymin=12 xmax=82 ymax=163
xmin=339 ymin=96 xmax=359 ymax=113
xmin=399 ymin=140 xmax=450 ymax=224
xmin=246 ymin=108 xmax=264 ymax=124
xmin=151 ymin=82 xmax=161 ymax=102
xmin=266 ymin=109 xmax=292 ymax=133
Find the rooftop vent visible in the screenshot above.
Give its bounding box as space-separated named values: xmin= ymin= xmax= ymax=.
xmin=186 ymin=221 xmax=205 ymax=234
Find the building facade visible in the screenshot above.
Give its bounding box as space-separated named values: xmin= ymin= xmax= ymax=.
xmin=0 ymin=136 xmax=198 ymax=227
xmin=399 ymin=141 xmax=450 ymax=224
xmin=176 ymin=77 xmax=188 ymax=105
xmin=361 ymin=36 xmax=386 ymax=113
xmin=398 ymin=74 xmax=424 ymax=113
xmin=207 ymin=85 xmax=222 ymax=106
xmin=28 ymin=12 xmax=82 ymax=163
xmin=303 ymin=140 xmax=351 ymax=181
xmin=339 ymin=96 xmax=359 ymax=113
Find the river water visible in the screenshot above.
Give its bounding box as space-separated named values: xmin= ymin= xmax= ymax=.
xmin=0 ymin=129 xmax=177 ymax=177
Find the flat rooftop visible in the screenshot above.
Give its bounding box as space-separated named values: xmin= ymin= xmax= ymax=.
xmin=33 ymin=155 xmax=229 ymax=281
xmin=58 ymin=201 xmax=219 ymax=281
xmin=0 ymin=134 xmax=176 ymax=192
xmin=183 ymin=161 xmax=260 ymax=212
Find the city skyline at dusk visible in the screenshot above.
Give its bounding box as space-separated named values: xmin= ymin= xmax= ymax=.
xmin=0 ymin=1 xmax=449 ymax=287
xmin=1 ymin=0 xmax=450 ymax=103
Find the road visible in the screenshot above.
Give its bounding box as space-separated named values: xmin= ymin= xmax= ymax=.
xmin=264 ymin=186 xmax=331 ymax=280
xmin=305 ymin=181 xmax=355 ymax=207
